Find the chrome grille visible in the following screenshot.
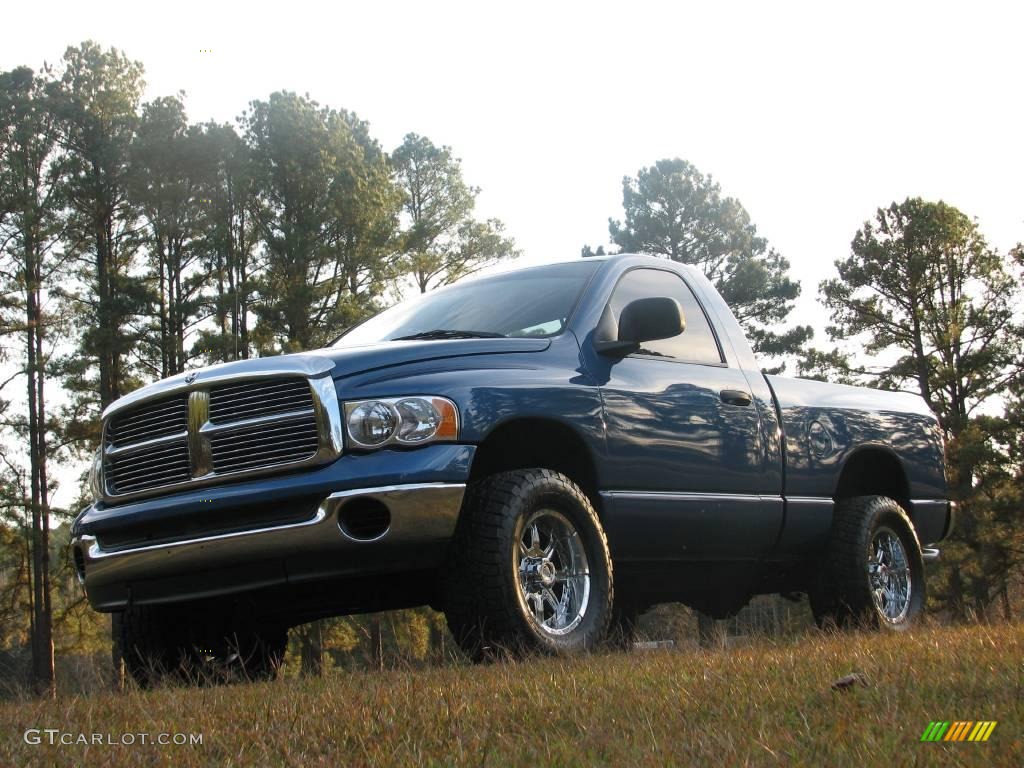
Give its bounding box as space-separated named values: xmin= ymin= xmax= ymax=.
xmin=209 ymin=377 xmax=313 ymax=423
xmin=106 ymin=438 xmax=191 ymax=494
xmin=210 ymin=414 xmax=320 ymax=474
xmin=107 ymin=394 xmax=188 ymax=445
xmin=105 ymin=394 xmax=190 ymax=495
xmin=101 ymin=372 xmax=340 ymax=501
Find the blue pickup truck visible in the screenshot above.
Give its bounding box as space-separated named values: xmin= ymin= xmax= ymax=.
xmin=72 ymin=254 xmax=954 ymax=683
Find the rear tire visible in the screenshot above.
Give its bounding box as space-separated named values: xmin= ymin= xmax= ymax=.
xmin=810 ymin=495 xmax=925 ymax=631
xmin=443 ymin=469 xmax=614 ymax=660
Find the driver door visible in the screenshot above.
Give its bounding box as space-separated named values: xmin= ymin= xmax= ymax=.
xmin=595 ymin=267 xmax=781 ymax=561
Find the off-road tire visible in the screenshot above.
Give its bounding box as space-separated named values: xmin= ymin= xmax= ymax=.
xmin=443 ymin=469 xmax=614 ymax=660
xmin=810 ymin=495 xmax=925 ymax=631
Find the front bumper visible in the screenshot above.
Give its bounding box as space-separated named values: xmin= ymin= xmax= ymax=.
xmin=71 ymin=444 xmax=474 ymax=611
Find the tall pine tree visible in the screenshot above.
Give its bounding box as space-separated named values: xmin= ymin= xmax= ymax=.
xmin=243 ymin=92 xmax=402 ymax=352
xmin=130 ymin=95 xmax=209 ymax=377
xmin=821 ymin=198 xmax=1024 ymax=618
xmin=392 ymin=133 xmax=517 ymax=293
xmin=49 ymin=41 xmax=149 ymax=413
xmin=608 ymin=158 xmax=810 ymax=365
xmin=192 ymin=122 xmax=260 ymax=363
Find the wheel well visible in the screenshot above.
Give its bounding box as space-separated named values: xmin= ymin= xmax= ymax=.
xmin=834 ymin=448 xmax=910 ymax=508
xmin=469 ymin=419 xmax=600 ymax=508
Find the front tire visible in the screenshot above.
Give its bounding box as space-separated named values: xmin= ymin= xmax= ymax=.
xmin=443 ymin=469 xmax=614 ymax=660
xmin=810 ymin=495 xmax=925 ymax=631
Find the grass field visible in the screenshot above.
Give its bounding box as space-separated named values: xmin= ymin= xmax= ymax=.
xmin=2 ymin=623 xmax=1021 ymax=767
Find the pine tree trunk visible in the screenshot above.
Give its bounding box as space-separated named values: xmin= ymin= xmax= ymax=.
xmin=217 ymin=237 xmax=229 ymax=360
xmin=158 ymin=241 xmax=169 ymax=378
xmin=25 ymin=238 xmax=55 ymax=698
xmin=240 ymin=263 xmax=250 ymax=359
xmin=93 ymin=193 xmax=124 ymax=688
xmin=238 ymin=221 xmax=250 ymax=359
xmin=95 ymin=215 xmax=113 ymax=407
xmin=36 ymin=295 xmax=54 ymax=699
xmin=173 ymin=239 xmax=185 ymax=373
xmin=299 ymin=621 xmax=323 ymax=677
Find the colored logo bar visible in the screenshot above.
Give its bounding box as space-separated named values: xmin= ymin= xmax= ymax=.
xmin=921 ymin=721 xmax=997 ymax=742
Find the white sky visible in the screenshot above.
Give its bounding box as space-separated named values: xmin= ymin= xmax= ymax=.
xmin=3 ymin=0 xmax=1023 ymax=507
xmin=5 ymin=0 xmax=1022 ymax=335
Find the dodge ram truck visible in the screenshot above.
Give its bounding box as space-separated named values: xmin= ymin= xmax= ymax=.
xmin=71 ymin=254 xmax=954 ymax=683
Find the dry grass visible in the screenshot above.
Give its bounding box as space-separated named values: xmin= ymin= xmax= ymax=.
xmin=2 ymin=623 xmax=1021 ymax=767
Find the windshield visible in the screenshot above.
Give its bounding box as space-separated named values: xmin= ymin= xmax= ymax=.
xmin=335 ymin=261 xmax=600 ymax=346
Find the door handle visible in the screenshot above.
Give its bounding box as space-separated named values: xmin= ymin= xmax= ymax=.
xmin=720 ymin=389 xmax=752 ymax=406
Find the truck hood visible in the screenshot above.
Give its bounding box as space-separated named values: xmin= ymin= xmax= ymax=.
xmin=101 ymin=338 xmax=551 ymax=419
xmin=311 ymin=337 xmax=551 ymax=378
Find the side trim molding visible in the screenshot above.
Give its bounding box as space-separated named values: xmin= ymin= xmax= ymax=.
xmin=601 ymin=490 xmax=785 ymax=503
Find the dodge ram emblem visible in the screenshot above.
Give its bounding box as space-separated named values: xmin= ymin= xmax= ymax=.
xmin=185 ymin=371 xmax=199 ymax=385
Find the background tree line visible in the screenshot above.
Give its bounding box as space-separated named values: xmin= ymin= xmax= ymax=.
xmin=1 ymin=42 xmax=1021 ymax=696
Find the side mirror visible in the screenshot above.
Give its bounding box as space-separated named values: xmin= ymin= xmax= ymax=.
xmin=594 ymin=297 xmax=685 ymax=354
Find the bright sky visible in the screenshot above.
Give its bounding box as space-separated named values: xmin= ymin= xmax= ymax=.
xmin=5 ymin=0 xmax=1023 ymax=333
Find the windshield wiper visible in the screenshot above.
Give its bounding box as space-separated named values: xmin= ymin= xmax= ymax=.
xmin=392 ymin=329 xmax=507 ymax=341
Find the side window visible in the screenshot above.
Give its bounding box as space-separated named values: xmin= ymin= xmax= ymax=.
xmin=608 ymin=268 xmax=724 ymax=364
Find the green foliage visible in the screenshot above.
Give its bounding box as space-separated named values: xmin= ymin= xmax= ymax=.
xmin=0 ymin=62 xmax=75 ymax=695
xmin=190 ymin=122 xmax=260 ymax=364
xmin=282 ymin=609 xmax=449 ymax=678
xmin=393 ymin=133 xmax=517 ymax=293
xmin=609 ymin=158 xmax=811 ymax=362
xmin=822 ymin=198 xmax=1020 ymax=430
xmin=821 ymin=198 xmax=1024 ymax=618
xmin=48 ymin=41 xmax=149 ymax=417
xmin=795 ymin=347 xmax=857 ymax=384
xmin=130 ymin=95 xmax=211 ymax=377
xmin=243 ymin=92 xmax=403 ymax=352
xmin=0 ymin=517 xmax=31 ymax=651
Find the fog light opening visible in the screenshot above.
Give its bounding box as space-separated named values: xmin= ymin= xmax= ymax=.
xmin=337 ymin=497 xmax=391 ymax=541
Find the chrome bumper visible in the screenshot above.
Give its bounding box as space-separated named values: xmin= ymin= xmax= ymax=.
xmin=73 ymin=483 xmax=465 ymax=610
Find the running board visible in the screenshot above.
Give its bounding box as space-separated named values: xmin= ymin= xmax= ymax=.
xmin=922 ymin=547 xmax=940 ymax=563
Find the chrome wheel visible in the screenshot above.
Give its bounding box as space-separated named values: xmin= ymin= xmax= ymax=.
xmin=517 ymin=509 xmax=591 ymax=636
xmin=868 ymin=526 xmax=912 ymax=623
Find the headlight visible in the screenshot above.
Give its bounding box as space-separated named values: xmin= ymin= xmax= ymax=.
xmin=88 ymin=448 xmax=104 ymax=500
xmin=343 ymin=396 xmax=459 ymax=450
xmin=347 ymin=401 xmax=397 ymax=446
